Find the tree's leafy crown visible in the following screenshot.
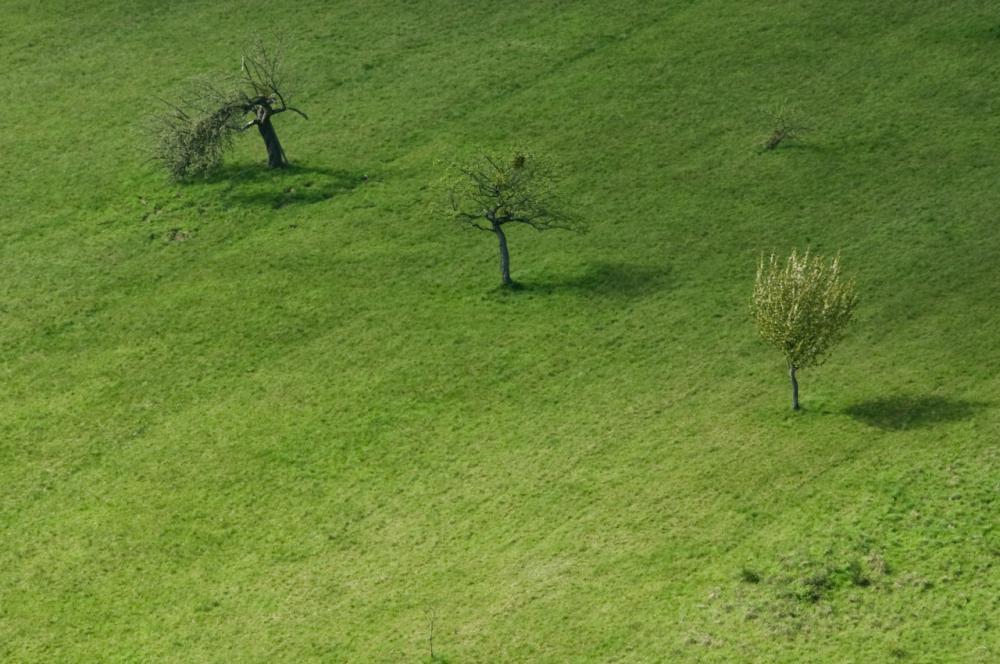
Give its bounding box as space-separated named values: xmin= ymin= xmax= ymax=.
xmin=751 ymin=250 xmax=858 ymax=370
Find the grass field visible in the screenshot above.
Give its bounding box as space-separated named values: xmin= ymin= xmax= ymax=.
xmin=2 ymin=1 xmax=998 ymax=661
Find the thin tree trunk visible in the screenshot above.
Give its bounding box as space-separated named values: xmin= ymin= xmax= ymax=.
xmin=257 ymin=115 xmax=287 ymax=168
xmin=765 ymin=129 xmax=786 ymax=150
xmin=789 ymin=364 xmax=800 ymax=411
xmin=494 ymin=224 xmax=512 ymax=287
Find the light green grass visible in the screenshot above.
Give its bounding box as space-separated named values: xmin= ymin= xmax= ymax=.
xmin=1 ymin=1 xmax=998 ymax=661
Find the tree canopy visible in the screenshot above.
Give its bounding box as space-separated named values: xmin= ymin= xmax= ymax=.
xmin=441 ymin=149 xmax=583 ymax=287
xmin=751 ymin=250 xmax=858 ymax=409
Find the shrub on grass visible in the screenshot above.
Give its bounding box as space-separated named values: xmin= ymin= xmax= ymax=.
xmin=761 ymin=101 xmax=809 ymax=150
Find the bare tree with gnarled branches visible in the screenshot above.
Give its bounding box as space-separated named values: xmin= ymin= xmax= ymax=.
xmin=150 ymin=41 xmax=308 ymax=179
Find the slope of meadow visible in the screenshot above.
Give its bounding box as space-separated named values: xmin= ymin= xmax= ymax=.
xmin=2 ymin=1 xmax=998 ymax=661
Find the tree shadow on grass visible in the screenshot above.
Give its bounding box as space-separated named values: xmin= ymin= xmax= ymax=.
xmin=224 ymin=182 xmax=355 ymax=209
xmin=187 ymin=163 xmax=368 ymax=209
xmin=757 ymin=141 xmax=825 ymax=154
xmin=845 ymin=395 xmax=987 ymax=431
xmin=518 ymin=262 xmax=671 ymax=298
xmin=195 ymin=162 xmax=355 ymax=184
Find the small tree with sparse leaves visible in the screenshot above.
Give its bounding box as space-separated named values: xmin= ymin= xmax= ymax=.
xmin=751 ymin=250 xmax=858 ymax=410
xmin=441 ymin=150 xmax=583 ymax=288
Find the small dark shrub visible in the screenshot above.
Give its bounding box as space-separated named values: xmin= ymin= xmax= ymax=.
xmin=760 ymin=101 xmax=809 ymax=150
xmin=847 ymin=559 xmax=871 ymax=587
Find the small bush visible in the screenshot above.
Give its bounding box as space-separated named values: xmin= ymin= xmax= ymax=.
xmin=761 ymin=101 xmax=809 ymax=150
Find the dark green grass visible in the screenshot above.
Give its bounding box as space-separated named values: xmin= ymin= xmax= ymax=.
xmin=2 ymin=1 xmax=998 ymax=661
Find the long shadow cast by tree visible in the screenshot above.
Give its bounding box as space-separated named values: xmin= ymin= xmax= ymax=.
xmin=845 ymin=395 xmax=987 ymax=431
xmin=196 ymin=162 xmax=348 ymax=185
xmin=185 ymin=163 xmax=368 ymax=209
xmin=224 ymin=169 xmax=366 ymax=209
xmin=520 ymin=262 xmax=672 ymax=298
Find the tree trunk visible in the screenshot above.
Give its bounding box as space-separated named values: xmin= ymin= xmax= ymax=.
xmin=789 ymin=364 xmax=800 ymax=411
xmin=765 ymin=129 xmax=786 ymax=150
xmin=257 ymin=115 xmax=287 ymax=168
xmin=494 ymin=224 xmax=512 ymax=287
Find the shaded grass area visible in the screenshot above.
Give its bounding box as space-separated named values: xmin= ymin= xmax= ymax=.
xmin=192 ymin=164 xmax=369 ymax=208
xmin=1 ymin=0 xmax=999 ymax=662
xmin=519 ymin=262 xmax=673 ymax=298
xmin=846 ymin=396 xmax=989 ymax=430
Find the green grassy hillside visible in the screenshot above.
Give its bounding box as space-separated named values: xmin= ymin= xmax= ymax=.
xmin=2 ymin=1 xmax=998 ymax=661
